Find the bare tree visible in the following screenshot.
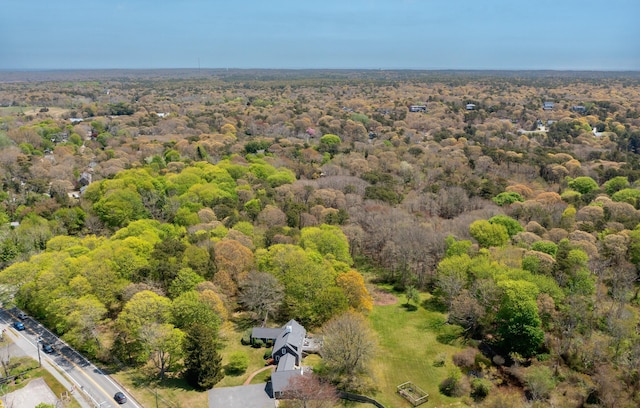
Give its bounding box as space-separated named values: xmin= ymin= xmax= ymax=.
xmin=280 ymin=374 xmax=339 ymax=408
xmin=238 ymin=271 xmax=284 ymax=326
xmin=320 ymin=311 xmax=376 ymax=392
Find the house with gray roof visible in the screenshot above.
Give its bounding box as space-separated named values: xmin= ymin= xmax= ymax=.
xmin=210 ymin=320 xmax=312 ymax=406
xmin=251 ymin=319 xmax=308 ymax=397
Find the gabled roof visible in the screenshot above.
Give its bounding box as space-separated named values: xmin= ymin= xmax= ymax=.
xmin=272 ymin=319 xmax=306 ymax=359
xmin=271 ymin=367 xmax=303 ymax=394
xmin=251 ymin=327 xmax=283 ymax=340
xmin=277 ymin=353 xmax=296 ymax=372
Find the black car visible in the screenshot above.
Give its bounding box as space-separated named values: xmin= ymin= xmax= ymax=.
xmin=114 ymin=391 xmax=127 ymax=404
xmin=42 ymin=343 xmax=54 ymax=354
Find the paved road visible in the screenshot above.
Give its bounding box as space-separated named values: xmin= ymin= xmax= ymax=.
xmin=0 ymin=308 xmax=142 ymax=408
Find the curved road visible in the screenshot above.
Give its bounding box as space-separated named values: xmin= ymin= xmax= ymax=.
xmin=0 ymin=308 xmax=142 ymax=408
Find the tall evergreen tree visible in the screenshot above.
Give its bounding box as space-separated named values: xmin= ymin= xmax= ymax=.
xmin=183 ymin=323 xmax=224 ymax=390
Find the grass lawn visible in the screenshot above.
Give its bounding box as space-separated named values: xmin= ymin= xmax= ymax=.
xmin=369 ymin=289 xmax=470 ymax=407
xmin=0 ymin=106 xmax=69 ymax=117
xmin=216 ymin=319 xmax=273 ymax=387
xmin=112 ymin=317 xmax=272 ymax=406
xmin=112 ymin=368 xmax=207 ymax=408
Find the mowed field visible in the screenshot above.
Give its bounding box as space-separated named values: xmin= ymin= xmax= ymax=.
xmin=369 ymin=290 xmax=468 ymax=407
xmin=0 ymin=106 xmax=68 ymax=117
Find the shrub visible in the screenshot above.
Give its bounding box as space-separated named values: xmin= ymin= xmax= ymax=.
xmin=439 ymin=369 xmax=469 ymax=397
xmin=530 ymin=240 xmax=557 ymax=256
xmin=226 ymin=352 xmax=249 ymax=375
xmin=524 ymin=365 xmax=555 ymax=400
xmin=453 ymin=348 xmax=478 ymax=369
xmin=240 ymin=330 xmax=252 ymax=345
xmin=252 ymin=339 xmax=264 ymax=348
xmin=263 ymin=349 xmax=272 ymax=360
xmin=493 ymin=192 xmax=524 ymax=206
xmin=470 ymin=377 xmax=492 ymax=401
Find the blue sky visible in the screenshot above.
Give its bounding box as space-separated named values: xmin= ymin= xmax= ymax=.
xmin=1 ymin=0 xmax=638 ymax=71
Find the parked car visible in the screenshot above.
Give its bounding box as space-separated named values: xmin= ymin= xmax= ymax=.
xmin=114 ymin=391 xmax=127 ymax=404
xmin=42 ymin=343 xmax=54 ymax=354
xmin=17 ymin=312 xmax=27 ymax=320
xmin=13 ymin=321 xmax=25 ymax=331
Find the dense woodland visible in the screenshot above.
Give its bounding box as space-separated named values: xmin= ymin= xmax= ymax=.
xmin=1 ymin=70 xmax=640 ymax=407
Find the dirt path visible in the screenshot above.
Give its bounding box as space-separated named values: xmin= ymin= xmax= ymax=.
xmin=243 ymin=365 xmax=276 ymax=385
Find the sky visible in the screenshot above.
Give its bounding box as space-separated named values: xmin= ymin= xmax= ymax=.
xmin=1 ymin=0 xmax=638 ymax=71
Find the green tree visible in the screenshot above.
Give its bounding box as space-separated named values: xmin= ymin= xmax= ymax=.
xmin=114 ymin=290 xmax=173 ymax=365
xmin=61 ymin=295 xmax=107 ymax=356
xmin=495 ymin=280 xmax=544 ymax=357
xmin=171 ymin=290 xmax=221 ymax=330
xmin=93 ymin=189 xmax=148 ymax=228
xmin=445 ymin=235 xmax=472 ymax=258
xmin=435 ymin=255 xmax=471 ymax=308
xmin=489 ymin=215 xmax=523 ymax=237
xmin=568 ymin=176 xmax=598 ymax=195
xmin=492 ymin=191 xmax=524 ymax=206
xmin=530 ymin=240 xmax=558 ymax=256
xmin=299 ymin=224 xmax=353 ymax=264
xmin=257 ymin=244 xmax=348 ymax=326
xmin=603 ymin=176 xmax=630 ymax=196
xmin=469 ymin=220 xmax=509 ymax=247
xmin=611 ymin=188 xmax=640 ymax=207
xmin=168 ymin=268 xmax=205 ymax=298
xmin=143 ymin=323 xmax=185 ymax=379
xmin=318 ymin=134 xmax=341 ymax=156
xmin=183 ymin=323 xmax=224 ymax=390
xmin=404 ymin=285 xmax=420 ymax=306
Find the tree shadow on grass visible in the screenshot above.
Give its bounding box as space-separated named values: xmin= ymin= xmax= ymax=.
xmin=224 ymin=366 xmax=247 ymax=377
xmin=422 ymin=297 xmax=447 ymax=313
xmin=401 ymin=303 xmax=418 ymax=312
xmin=130 ymin=372 xmax=198 ymax=392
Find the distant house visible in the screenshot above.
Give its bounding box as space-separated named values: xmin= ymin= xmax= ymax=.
xmin=78 ymin=172 xmax=92 ymax=188
xmin=572 ymin=105 xmax=586 ymax=113
xmin=156 ymin=112 xmax=169 ymax=118
xmin=251 ymin=319 xmax=309 ymax=399
xmin=69 ymin=118 xmax=84 ymax=124
xmin=409 ymin=105 xmax=427 ymax=112
xmin=466 ymin=103 xmax=476 ymax=110
xmin=543 ymin=101 xmax=555 ymax=110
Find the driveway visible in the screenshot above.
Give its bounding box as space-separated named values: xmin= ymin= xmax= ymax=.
xmin=3 ymin=377 xmax=58 ymax=407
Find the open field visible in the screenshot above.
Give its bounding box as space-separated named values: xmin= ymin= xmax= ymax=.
xmin=0 ymin=106 xmax=68 ymax=117
xmin=369 ymin=289 xmax=468 ymax=407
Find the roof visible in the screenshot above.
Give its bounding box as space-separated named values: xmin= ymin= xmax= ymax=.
xmin=271 ymin=368 xmax=303 ymax=394
xmin=209 ymin=384 xmax=275 ymax=408
xmin=277 ymin=353 xmax=296 ymax=372
xmin=272 ymin=319 xmax=306 ymax=359
xmin=252 ymin=327 xmax=283 ymax=340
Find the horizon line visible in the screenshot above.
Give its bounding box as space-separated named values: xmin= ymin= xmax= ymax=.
xmin=1 ymin=67 xmax=640 ymax=73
